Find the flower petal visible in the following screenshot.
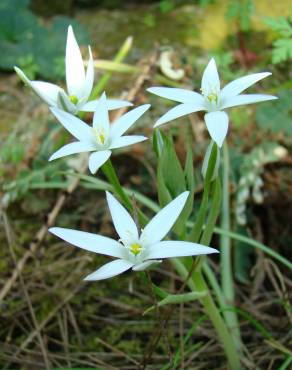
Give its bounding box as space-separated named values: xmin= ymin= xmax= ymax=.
xmin=201 ymin=58 xmax=220 ymax=93
xmin=204 ymin=111 xmax=229 ymax=148
xmin=147 ymin=87 xmax=205 ymax=104
xmin=110 ymin=104 xmax=150 ymax=138
xmin=93 ymin=92 xmax=110 ymax=133
xmin=49 ymin=227 xmax=125 ymax=258
xmin=81 ymin=99 xmax=133 ymax=112
xmin=132 ymin=260 xmax=162 ymax=271
xmin=221 ymin=94 xmax=278 ymax=109
xmin=154 ymin=103 xmax=205 ymax=128
xmin=49 ymin=142 xmax=95 ymax=161
xmin=50 ymin=107 xmax=92 ymax=142
xmin=220 ymin=72 xmax=272 ymax=101
xmin=106 ymin=191 xmax=139 ymax=243
xmin=82 ymin=46 xmax=94 ymax=102
xmin=66 ymin=25 xmax=86 ymax=98
xmin=141 ymin=191 xmax=189 ymax=245
xmin=84 ymin=259 xmax=134 ymax=281
xmin=107 ymin=99 xmax=133 ymax=110
xmin=88 ymin=150 xmax=111 ymax=174
xmin=15 ymin=66 xmax=61 ymax=107
xmin=147 ymin=241 xmax=218 ymax=259
xmin=109 ymin=135 xmax=147 ymax=150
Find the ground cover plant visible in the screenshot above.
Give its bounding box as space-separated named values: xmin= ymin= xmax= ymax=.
xmin=0 ymin=1 xmax=291 ymax=369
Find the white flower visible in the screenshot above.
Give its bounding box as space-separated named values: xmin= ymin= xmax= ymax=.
xmin=49 ymin=191 xmax=218 ymax=281
xmin=14 ymin=25 xmax=131 ymax=115
xmin=147 ymin=58 xmax=277 ymax=147
xmin=49 ymin=92 xmax=149 ymax=174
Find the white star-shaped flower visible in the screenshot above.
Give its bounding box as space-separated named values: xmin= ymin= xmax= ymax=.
xmin=14 ymin=25 xmax=131 ymax=115
xmin=50 ymin=191 xmax=218 ymax=281
xmin=148 ymin=58 xmax=277 ymax=147
xmin=49 ymin=92 xmax=150 ymax=174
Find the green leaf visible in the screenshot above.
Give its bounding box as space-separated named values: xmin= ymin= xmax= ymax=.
xmin=143 ymin=290 xmax=207 ymax=315
xmin=152 ymin=129 xmax=166 ymax=158
xmin=255 ymin=90 xmax=292 ymax=135
xmin=158 ymin=134 xmax=186 ymax=198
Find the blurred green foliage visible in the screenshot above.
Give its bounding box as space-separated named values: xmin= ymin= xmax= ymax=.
xmin=264 ymin=16 xmax=292 ymax=64
xmin=256 ymin=90 xmax=292 ymax=135
xmin=226 ymin=0 xmax=254 ymax=31
xmin=0 ymin=0 xmax=88 ymax=80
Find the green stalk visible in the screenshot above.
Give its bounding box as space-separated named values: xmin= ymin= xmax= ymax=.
xmin=91 ymin=36 xmax=133 ymax=99
xmin=101 ymin=158 xmax=131 ymax=208
xmin=187 ymin=142 xmax=217 ymax=243
xmin=221 ymin=143 xmax=242 ymax=353
xmin=171 ymin=259 xmax=242 ymax=370
xmin=101 ymin=158 xmax=148 ymax=226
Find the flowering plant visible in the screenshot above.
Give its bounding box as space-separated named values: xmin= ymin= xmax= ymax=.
xmin=15 ymin=26 xmax=279 ymax=370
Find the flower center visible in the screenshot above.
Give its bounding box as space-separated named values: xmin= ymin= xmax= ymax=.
xmin=92 ymin=127 xmax=107 ymax=146
xmin=69 ymin=95 xmax=78 ymax=104
xmin=207 ymin=92 xmax=218 ymax=103
xmin=129 ymin=243 xmax=143 ymax=256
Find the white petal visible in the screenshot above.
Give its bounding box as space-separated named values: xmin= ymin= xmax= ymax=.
xmin=106 ymin=191 xmax=138 ymax=243
xmin=81 ymin=99 xmax=133 ymax=112
xmin=201 ymin=58 xmax=220 ymax=93
xmin=50 ymin=107 xmax=92 ymax=142
xmin=141 ymin=191 xmax=189 ymax=245
xmin=107 ymin=99 xmax=133 ymax=110
xmin=82 ymin=46 xmax=94 ymax=102
xmin=221 ymin=94 xmax=278 ymax=109
xmin=84 ymin=259 xmax=134 ymax=281
xmin=109 ymin=135 xmax=147 ymax=150
xmin=66 ymin=25 xmax=86 ymax=98
xmin=93 ymin=92 xmax=110 ymax=133
xmin=49 ymin=227 xmax=125 ymax=258
xmin=147 ymin=241 xmax=218 ymax=259
xmin=204 ymin=111 xmax=229 ymax=148
xmin=15 ymin=66 xmax=61 ymax=107
xmin=132 ymin=260 xmax=162 ymax=271
xmin=88 ymin=150 xmax=111 ymax=174
xmin=57 ymin=90 xmax=77 ymax=114
xmin=154 ymin=103 xmax=205 ymax=128
xmin=49 ymin=142 xmax=95 ymax=161
xmin=110 ymin=104 xmax=150 ymax=138
xmin=147 ymin=87 xmax=205 ymax=104
xmin=220 ymin=72 xmax=272 ymax=101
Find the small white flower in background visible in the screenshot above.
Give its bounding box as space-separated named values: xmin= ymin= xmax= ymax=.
xmin=14 ymin=25 xmax=131 ymax=115
xmin=148 ymin=58 xmax=277 ymax=147
xmin=50 ymin=191 xmax=218 ymax=281
xmin=49 ymin=92 xmax=149 ymax=174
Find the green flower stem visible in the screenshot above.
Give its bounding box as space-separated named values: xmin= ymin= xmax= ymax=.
xmin=91 ymin=36 xmax=133 ymax=100
xmin=101 ymin=158 xmax=148 ymax=226
xmin=102 ymin=159 xmax=131 ymax=208
xmin=187 ymin=142 xmax=218 ymax=243
xmin=221 ymin=143 xmax=242 ymax=353
xmin=171 ymin=258 xmax=242 ymax=370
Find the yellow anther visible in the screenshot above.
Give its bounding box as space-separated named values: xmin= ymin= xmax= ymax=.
xmin=98 ymin=132 xmax=105 ymax=145
xmin=207 ymin=93 xmax=218 ymax=103
xmin=92 ymin=127 xmax=106 ymax=145
xmin=69 ymin=95 xmax=78 ymax=104
xmin=130 ymin=243 xmax=142 ymax=256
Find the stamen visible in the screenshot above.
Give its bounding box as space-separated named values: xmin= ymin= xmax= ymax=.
xmin=92 ymin=127 xmax=106 ymax=145
xmin=207 ymin=93 xmax=218 ymax=103
xmin=129 ymin=243 xmax=142 ymax=256
xmin=69 ymin=95 xmax=78 ymax=104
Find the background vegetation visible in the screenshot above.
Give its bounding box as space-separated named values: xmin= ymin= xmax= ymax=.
xmin=0 ymin=0 xmax=291 ymax=369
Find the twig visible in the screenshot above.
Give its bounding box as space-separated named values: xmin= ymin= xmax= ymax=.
xmin=1 ymin=211 xmax=51 ymax=370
